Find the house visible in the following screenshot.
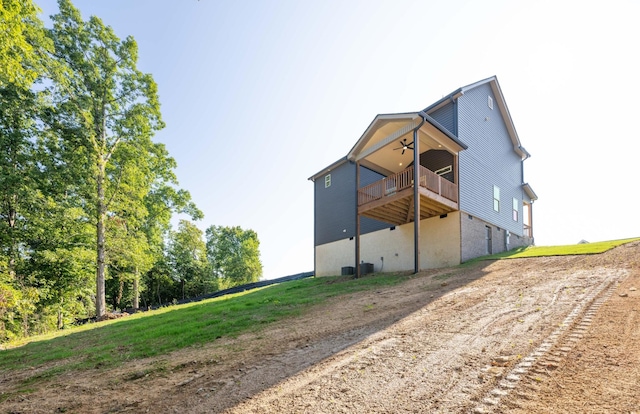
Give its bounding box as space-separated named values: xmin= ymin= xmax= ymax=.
xmin=308 ymin=76 xmax=538 ymax=277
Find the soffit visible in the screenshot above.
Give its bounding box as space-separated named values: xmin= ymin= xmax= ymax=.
xmin=348 ymin=114 xmax=466 ymax=175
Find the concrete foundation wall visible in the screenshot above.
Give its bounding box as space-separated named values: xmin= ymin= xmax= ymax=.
xmin=460 ymin=211 xmax=533 ymax=262
xmin=315 ymin=212 xmax=461 ymax=276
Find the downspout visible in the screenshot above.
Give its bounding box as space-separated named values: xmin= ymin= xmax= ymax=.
xmin=412 ymin=112 xmax=428 ymax=274
xmin=520 ymin=147 xmax=531 ymax=241
xmin=355 ymin=160 xmax=361 ymax=278
xmin=312 ymin=177 xmax=317 ymax=277
xmin=519 ymin=146 xmax=530 ymax=184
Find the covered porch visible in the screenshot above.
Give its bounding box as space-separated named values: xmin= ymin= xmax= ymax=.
xmin=358 ymin=164 xmax=458 ymax=225
xmin=348 ymin=111 xmax=467 ymax=276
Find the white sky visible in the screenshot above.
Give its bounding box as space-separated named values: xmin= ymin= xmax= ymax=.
xmin=37 ymin=0 xmax=640 ymax=279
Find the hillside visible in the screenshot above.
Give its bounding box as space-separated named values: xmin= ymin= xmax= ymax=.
xmin=1 ymin=241 xmax=639 ymax=413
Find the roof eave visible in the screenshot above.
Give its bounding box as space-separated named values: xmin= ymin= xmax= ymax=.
xmin=346 ymin=112 xmax=422 ymax=161
xmin=486 ymin=77 xmax=527 ymax=159
xmin=522 ymin=183 xmax=538 ymax=201
xmin=422 ymin=113 xmax=467 ymax=150
xmin=308 ymin=157 xmax=348 ymax=181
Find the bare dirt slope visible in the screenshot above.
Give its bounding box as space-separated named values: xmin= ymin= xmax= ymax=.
xmin=2 ymin=242 xmax=638 ymax=413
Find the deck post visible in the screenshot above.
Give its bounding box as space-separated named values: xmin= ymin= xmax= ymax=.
xmin=413 ymin=129 xmax=420 ymax=274
xmin=355 ymin=161 xmax=361 ymax=278
xmin=528 ymin=201 xmax=534 ymax=240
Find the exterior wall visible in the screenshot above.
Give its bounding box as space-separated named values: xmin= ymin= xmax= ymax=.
xmin=460 ymin=211 xmax=533 ymax=262
xmin=314 ymin=161 xmax=389 ymax=246
xmin=420 ymin=150 xmax=455 ymax=182
xmin=457 ymin=83 xmax=526 ymax=236
xmin=428 ymin=100 xmax=456 ymax=135
xmin=315 ymin=212 xmax=461 ymax=276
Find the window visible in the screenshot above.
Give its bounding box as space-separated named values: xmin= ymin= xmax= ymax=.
xmin=512 ymin=198 xmax=519 ymax=221
xmin=493 ymin=185 xmax=500 ymax=212
xmin=488 ymin=95 xmax=493 ymax=110
xmin=324 ymin=174 xmax=331 ymax=188
xmin=434 ymin=165 xmax=452 ymax=176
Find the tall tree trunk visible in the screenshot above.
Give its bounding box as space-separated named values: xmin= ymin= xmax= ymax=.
xmin=116 ymin=278 xmax=123 ymax=308
xmin=95 ymin=158 xmax=107 ymax=317
xmin=7 ymin=194 xmax=17 ymax=281
xmin=57 ymin=298 xmax=63 ymax=330
xmin=133 ymin=266 xmax=139 ymax=309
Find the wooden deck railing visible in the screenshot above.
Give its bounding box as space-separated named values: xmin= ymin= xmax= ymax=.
xmin=358 ymin=165 xmax=458 ymax=206
xmin=523 ymin=224 xmax=532 ymax=238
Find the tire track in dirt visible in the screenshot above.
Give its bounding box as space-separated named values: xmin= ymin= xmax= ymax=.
xmin=221 ymin=262 xmax=621 ymax=413
xmin=472 ymin=268 xmax=625 ymax=413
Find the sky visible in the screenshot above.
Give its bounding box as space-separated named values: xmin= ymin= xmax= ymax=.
xmin=36 ymin=0 xmax=640 ymax=279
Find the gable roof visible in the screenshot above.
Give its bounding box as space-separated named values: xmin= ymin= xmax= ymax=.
xmin=346 ymin=112 xmax=466 ymax=163
xmin=309 ymin=112 xmax=468 ymax=181
xmin=346 ymin=112 xmax=468 ymax=176
xmin=309 ymin=76 xmax=531 ymax=181
xmin=424 ymin=76 xmax=530 ymax=159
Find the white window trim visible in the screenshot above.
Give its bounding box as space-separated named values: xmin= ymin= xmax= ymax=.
xmin=434 ymin=165 xmax=452 ymax=176
xmin=324 ymin=174 xmax=331 ymax=188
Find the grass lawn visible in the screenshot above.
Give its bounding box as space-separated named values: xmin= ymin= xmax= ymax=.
xmin=477 ymin=237 xmax=640 ymax=260
xmin=0 ymin=271 xmax=408 ymax=380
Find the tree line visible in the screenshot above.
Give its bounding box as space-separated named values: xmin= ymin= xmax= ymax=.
xmin=0 ymin=0 xmax=262 ymax=343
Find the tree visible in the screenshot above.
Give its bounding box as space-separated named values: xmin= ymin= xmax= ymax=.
xmin=0 ymin=84 xmax=38 ymax=281
xmin=0 ymin=0 xmax=50 ymax=88
xmin=135 ymin=144 xmax=202 ymax=307
xmin=0 ymin=1 xmax=63 ymax=338
xmin=48 ymin=0 xmax=164 ymax=317
xmin=0 ymin=0 xmax=51 ymax=290
xmin=206 ymin=225 xmax=262 ymax=288
xmin=168 ymin=220 xmax=210 ymax=300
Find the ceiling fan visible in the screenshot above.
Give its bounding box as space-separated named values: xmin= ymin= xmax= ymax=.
xmin=393 ymin=138 xmax=414 ymax=155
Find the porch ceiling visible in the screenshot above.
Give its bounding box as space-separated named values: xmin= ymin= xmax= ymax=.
xmin=347 ymin=113 xmax=465 ymax=175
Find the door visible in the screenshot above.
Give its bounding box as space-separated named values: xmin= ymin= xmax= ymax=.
xmin=485 ymin=226 xmax=492 ymax=255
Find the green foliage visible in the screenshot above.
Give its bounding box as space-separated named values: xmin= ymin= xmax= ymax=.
xmin=0 ymin=0 xmax=52 ymax=88
xmin=0 ymin=279 xmax=19 ymax=342
xmin=0 ymin=0 xmax=200 ymax=340
xmin=168 ymin=220 xmax=212 ymax=299
xmin=206 ymin=225 xmax=263 ymax=287
xmin=48 ymin=0 xmax=166 ymax=316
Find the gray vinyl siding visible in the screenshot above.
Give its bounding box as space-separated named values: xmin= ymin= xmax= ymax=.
xmin=457 ymin=83 xmax=524 ymax=236
xmin=314 ymin=162 xmax=389 ymax=246
xmin=428 ymin=101 xmax=456 ymax=135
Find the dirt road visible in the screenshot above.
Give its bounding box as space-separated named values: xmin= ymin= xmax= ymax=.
xmin=2 ymin=242 xmax=638 ymax=413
